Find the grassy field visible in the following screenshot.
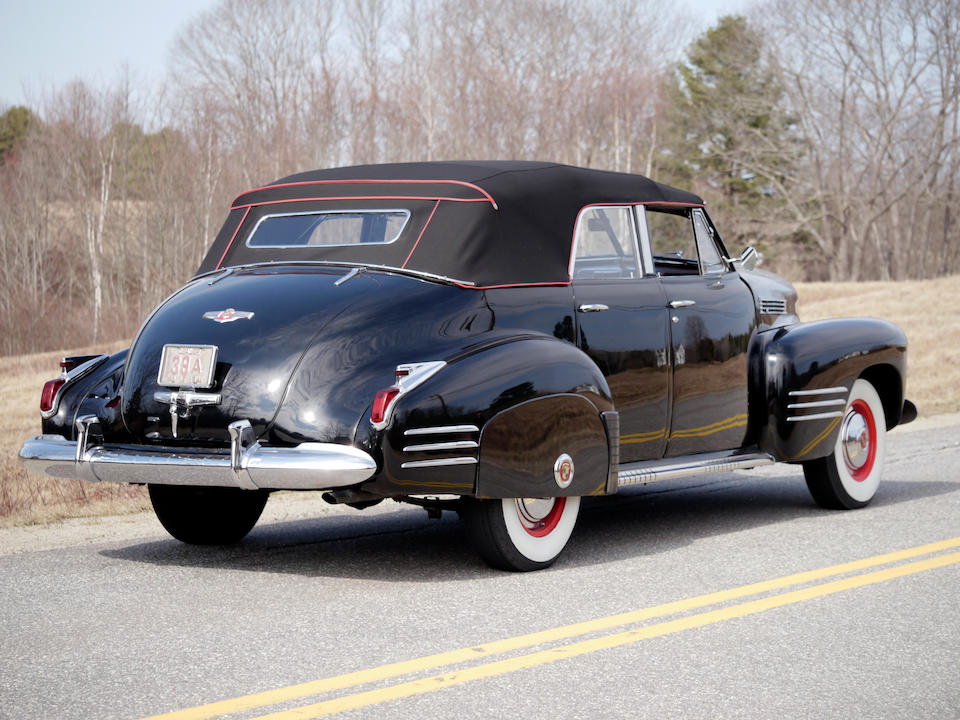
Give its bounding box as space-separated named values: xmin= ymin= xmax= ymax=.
xmin=1 ymin=277 xmax=957 ymax=527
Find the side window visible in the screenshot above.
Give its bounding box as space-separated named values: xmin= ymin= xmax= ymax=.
xmin=692 ymin=210 xmax=727 ymax=274
xmin=645 ymin=208 xmax=699 ymax=276
xmin=571 ymin=206 xmax=642 ymax=280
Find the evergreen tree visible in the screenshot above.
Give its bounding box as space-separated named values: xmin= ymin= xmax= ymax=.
xmin=0 ymin=105 xmax=38 ymax=164
xmin=661 ymin=16 xmax=800 ymax=252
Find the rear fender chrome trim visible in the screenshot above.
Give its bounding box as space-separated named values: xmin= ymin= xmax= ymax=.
xmin=601 ymin=410 xmax=620 ymax=494
xmin=402 ymin=440 xmax=479 ymax=453
xmin=400 ymin=457 xmax=478 ymax=469
xmin=403 ymin=425 xmax=479 ymax=436
xmin=617 ymin=450 xmax=775 ymax=488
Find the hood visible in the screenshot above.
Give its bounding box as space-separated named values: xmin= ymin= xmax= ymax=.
xmin=121 ymin=265 xmax=494 ymax=445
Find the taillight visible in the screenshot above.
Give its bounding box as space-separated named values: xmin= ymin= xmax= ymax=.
xmin=371 ymin=387 xmax=400 ymax=425
xmin=40 ymin=378 xmax=66 ymax=414
xmin=369 ymin=361 xmax=447 ymax=430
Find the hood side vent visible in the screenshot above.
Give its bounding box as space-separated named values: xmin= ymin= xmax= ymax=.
xmin=761 ymin=298 xmax=788 ymax=315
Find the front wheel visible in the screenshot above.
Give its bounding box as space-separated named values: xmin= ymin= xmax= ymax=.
xmin=148 ymin=485 xmax=269 ymax=545
xmin=462 ymin=496 xmax=580 ymax=571
xmin=803 ymin=378 xmax=886 ymax=510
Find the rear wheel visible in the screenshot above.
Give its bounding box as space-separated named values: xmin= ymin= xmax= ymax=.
xmin=803 ymin=378 xmax=886 ymax=510
xmin=148 ymin=485 xmax=269 ymax=545
xmin=463 ymin=496 xmax=580 ymax=571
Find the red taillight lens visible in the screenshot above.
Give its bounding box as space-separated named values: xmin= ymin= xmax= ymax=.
xmin=371 ymin=387 xmax=400 ymax=425
xmin=40 ymin=378 xmax=66 ymax=413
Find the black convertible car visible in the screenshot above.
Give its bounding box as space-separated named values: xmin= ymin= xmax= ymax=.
xmin=21 ymin=161 xmax=916 ymax=570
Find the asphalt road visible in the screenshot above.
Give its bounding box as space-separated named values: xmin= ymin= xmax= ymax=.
xmin=1 ymin=418 xmax=958 ymax=720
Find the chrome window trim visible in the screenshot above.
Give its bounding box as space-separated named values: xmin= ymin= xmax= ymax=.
xmin=245 ymin=208 xmax=412 ymax=249
xmin=569 ymin=204 xmax=644 ymax=281
xmin=633 ymin=206 xmax=656 ymax=276
xmin=691 ymin=209 xmax=728 ymax=275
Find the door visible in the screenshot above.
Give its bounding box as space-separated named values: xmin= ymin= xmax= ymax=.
xmin=641 ymin=207 xmax=757 ymax=457
xmin=571 ymin=205 xmax=672 ymax=462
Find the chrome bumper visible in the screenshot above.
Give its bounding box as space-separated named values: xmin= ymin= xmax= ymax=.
xmin=19 ymin=416 xmax=378 ymax=491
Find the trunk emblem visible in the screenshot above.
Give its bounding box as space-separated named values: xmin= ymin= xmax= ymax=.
xmin=203 ymin=308 xmax=254 ymax=323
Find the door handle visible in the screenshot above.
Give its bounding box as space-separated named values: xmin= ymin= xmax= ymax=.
xmin=668 ymin=300 xmax=696 ymax=308
xmin=577 ymin=304 xmax=609 ymax=313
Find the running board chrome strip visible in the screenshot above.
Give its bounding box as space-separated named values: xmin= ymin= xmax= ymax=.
xmin=617 ymin=451 xmax=775 ymax=488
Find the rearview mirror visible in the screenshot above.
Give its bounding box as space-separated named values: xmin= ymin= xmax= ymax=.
xmin=737 ymin=246 xmax=760 ymax=271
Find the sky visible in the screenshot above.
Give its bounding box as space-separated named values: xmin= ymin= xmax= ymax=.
xmin=0 ymin=0 xmax=751 ymax=111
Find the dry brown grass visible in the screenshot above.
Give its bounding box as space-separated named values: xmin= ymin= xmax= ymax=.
xmin=795 ymin=275 xmax=959 ymax=417
xmin=0 ymin=342 xmax=149 ymax=527
xmin=1 ymin=276 xmax=956 ymax=526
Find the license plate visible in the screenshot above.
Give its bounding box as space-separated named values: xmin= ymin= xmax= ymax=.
xmin=157 ymin=345 xmax=218 ymax=388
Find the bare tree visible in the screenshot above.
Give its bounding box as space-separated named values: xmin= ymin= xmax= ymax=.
xmin=760 ymin=0 xmax=960 ymax=280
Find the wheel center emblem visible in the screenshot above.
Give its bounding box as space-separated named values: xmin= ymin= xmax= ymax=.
xmin=554 ymin=453 xmax=574 ymax=488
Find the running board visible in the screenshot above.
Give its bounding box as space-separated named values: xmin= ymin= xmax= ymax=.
xmin=615 ymin=450 xmax=775 ymax=490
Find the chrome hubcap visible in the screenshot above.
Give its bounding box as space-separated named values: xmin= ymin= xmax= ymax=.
xmin=841 ymin=410 xmax=870 ymax=470
xmin=517 ymin=498 xmax=554 ymax=523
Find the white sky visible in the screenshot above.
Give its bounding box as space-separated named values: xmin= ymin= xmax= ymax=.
xmin=0 ymin=0 xmax=751 ymax=111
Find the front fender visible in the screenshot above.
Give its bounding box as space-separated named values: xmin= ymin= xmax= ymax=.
xmin=366 ymin=335 xmax=613 ymax=497
xmin=754 ymin=318 xmax=907 ymax=462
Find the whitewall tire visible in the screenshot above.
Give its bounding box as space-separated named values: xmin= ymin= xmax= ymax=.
xmin=803 ymin=378 xmax=886 ymax=509
xmin=463 ymin=496 xmax=580 ymax=571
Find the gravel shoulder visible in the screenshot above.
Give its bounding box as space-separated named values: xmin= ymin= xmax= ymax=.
xmin=2 ymin=410 xmax=957 ymax=558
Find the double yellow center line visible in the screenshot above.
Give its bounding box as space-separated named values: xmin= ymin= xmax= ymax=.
xmin=142 ymin=536 xmax=960 ymax=720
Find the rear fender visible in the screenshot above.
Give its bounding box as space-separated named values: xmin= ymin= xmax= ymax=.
xmin=370 ymin=336 xmax=614 ymax=497
xmin=41 ymin=350 xmax=129 ymax=441
xmin=754 ymin=318 xmax=907 ymax=462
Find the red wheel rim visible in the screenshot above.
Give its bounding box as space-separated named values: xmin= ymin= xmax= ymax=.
xmin=844 ymin=398 xmax=877 ymax=482
xmin=517 ymin=497 xmax=566 ymax=537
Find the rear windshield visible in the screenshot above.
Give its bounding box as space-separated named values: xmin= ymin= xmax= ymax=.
xmin=246 ymin=210 xmax=410 ymax=248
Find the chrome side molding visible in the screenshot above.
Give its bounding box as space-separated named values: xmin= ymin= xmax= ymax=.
xmin=400 ymin=457 xmax=478 ymax=469
xmin=400 ymin=424 xmax=480 ymax=468
xmin=786 ymin=386 xmax=848 ymax=422
xmin=403 ymin=425 xmax=479 ymax=436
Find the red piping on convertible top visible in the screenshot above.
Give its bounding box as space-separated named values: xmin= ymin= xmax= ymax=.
xmin=401 ymin=200 xmax=440 ymax=269
xmin=215 ymin=206 xmax=250 ymax=269
xmin=233 ymin=178 xmax=498 ymax=208
xmin=231 ymin=195 xmax=491 ymax=210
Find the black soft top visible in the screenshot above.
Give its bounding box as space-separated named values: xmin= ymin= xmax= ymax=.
xmin=198 ymin=161 xmax=703 ymax=288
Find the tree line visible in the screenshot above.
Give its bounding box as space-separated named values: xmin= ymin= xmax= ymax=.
xmin=0 ymin=0 xmax=957 ymax=355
